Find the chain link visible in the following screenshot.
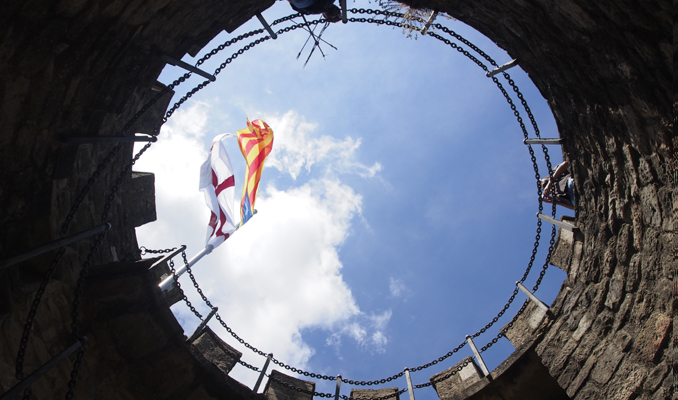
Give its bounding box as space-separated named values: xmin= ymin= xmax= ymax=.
xmin=237 ymin=359 xmax=261 ymax=372
xmin=339 ymin=387 xmax=408 ymax=400
xmin=64 ymin=345 xmax=87 ymax=399
xmin=267 ymin=373 xmax=336 ymax=398
xmin=15 ymin=247 xmax=66 ymax=382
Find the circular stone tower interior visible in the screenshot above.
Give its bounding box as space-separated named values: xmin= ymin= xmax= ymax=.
xmin=0 ymin=1 xmax=674 ymax=399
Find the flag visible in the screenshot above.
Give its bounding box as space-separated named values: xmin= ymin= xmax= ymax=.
xmin=199 ymin=133 xmax=237 ymax=248
xmin=236 ymin=119 xmax=274 ymax=227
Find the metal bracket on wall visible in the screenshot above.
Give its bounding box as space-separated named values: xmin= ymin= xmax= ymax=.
xmin=59 ymin=134 xmax=157 ymax=144
xmin=516 ymin=282 xmax=550 ymax=313
xmin=466 ymin=335 xmax=490 ymax=377
xmin=420 ymin=11 xmax=438 ymax=35
xmin=0 ymin=224 xmax=111 ymax=270
xmin=161 ymin=54 xmax=216 ymax=81
xmin=0 ymin=338 xmax=87 ymax=400
xmin=253 ymin=354 xmax=273 ymax=393
xmin=537 ymin=213 xmax=580 ymax=233
xmin=256 ymin=13 xmax=278 ymax=39
xmin=186 ymin=308 xmax=219 ymax=343
xmin=486 ymin=59 xmax=518 ymax=77
xmin=523 ymin=138 xmax=563 ymax=145
xmin=340 ymin=0 xmax=348 ymax=23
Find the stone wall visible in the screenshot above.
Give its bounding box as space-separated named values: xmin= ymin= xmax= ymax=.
xmin=0 ymin=0 xmax=673 ymax=399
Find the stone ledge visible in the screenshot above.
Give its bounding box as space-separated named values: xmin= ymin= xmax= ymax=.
xmin=430 ymin=356 xmax=484 ymax=400
xmin=264 ymin=369 xmax=316 ymax=400
xmin=451 ymin=344 xmax=570 ymax=400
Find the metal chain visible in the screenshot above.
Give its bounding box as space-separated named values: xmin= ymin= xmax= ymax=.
xmin=17 ymin=22 xmax=263 ymax=397
xmin=237 ymin=359 xmax=261 ymax=372
xmin=426 ymin=357 xmax=471 ymax=386
xmin=341 ymin=370 xmax=404 ymax=386
xmin=139 ymin=246 xmax=177 ymax=255
xmin=167 ymin=258 xmax=203 ymax=320
xmin=267 ymin=373 xmax=335 ymax=398
xmin=15 ymin=247 xmax=66 ymax=382
xmin=64 ymin=345 xmax=87 ymax=399
xmin=10 ymin=10 xmax=563 ymax=396
xmin=409 ymin=340 xmax=466 ymax=372
xmin=350 ymin=15 xmax=557 ymax=350
xmin=155 ymin=12 xmax=562 ymax=387
xmin=339 ymin=387 xmax=408 ymax=400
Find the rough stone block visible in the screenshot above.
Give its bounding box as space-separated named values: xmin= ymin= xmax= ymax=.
xmin=129 ymin=82 xmax=175 ymax=135
xmin=429 ymin=356 xmax=483 ymax=400
xmin=548 ymin=338 xmax=578 ymax=377
xmin=121 ymin=171 xmax=156 ymax=228
xmin=589 ymin=342 xmax=625 ymax=384
xmin=605 ymin=265 xmax=625 ymax=309
xmin=606 ymin=361 xmax=648 ymax=400
xmin=635 ymin=312 xmax=671 ymax=362
xmin=502 ymin=300 xmax=548 ymax=350
xmin=192 ymin=326 xmax=242 ymax=375
xmin=549 ymin=220 xmax=574 ymax=274
xmin=264 ymin=370 xmax=315 ymax=400
xmin=550 ymin=215 xmax=583 ymax=278
xmin=571 ymin=313 xmax=592 ymax=341
xmin=565 ymin=354 xmax=596 ymax=398
xmin=643 ymin=362 xmax=668 ymax=393
xmin=350 ymin=387 xmax=400 ymax=400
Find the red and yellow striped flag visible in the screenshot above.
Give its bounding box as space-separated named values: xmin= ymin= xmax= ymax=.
xmin=236 ymin=119 xmax=274 ymax=227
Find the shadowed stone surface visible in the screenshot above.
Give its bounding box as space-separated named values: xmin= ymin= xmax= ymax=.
xmin=350 ymin=387 xmax=401 ymax=400
xmin=264 ymin=370 xmax=315 ymax=400
xmin=192 ymin=326 xmax=243 ymax=375
xmin=430 ymin=356 xmax=484 ymax=400
xmin=438 ymin=345 xmax=570 ymax=400
xmin=0 ymin=0 xmax=672 ymax=399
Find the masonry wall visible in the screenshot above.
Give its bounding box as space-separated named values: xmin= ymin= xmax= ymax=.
xmin=0 ymin=0 xmax=673 ymax=399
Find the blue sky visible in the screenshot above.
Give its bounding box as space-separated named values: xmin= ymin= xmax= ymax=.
xmin=134 ymin=1 xmax=572 ymax=398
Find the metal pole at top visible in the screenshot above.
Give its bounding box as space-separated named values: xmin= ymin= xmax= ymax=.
xmin=486 ymin=59 xmax=519 ymax=77
xmin=536 ymin=213 xmax=580 ymax=233
xmin=420 ymin=11 xmax=438 ymax=35
xmin=160 ymin=54 xmax=216 ymax=81
xmin=256 ymin=13 xmax=278 ymax=39
xmin=340 ymin=0 xmax=347 ymax=23
xmin=186 ymin=307 xmax=219 ymax=344
xmin=465 ymin=335 xmax=490 ymax=377
xmin=404 ymin=368 xmax=416 ymax=400
xmin=516 ymin=282 xmax=549 ymax=313
xmin=158 ymin=244 xmax=213 ymax=292
xmin=59 ymin=134 xmax=158 ymax=144
xmin=0 ymin=337 xmax=87 ymax=400
xmin=334 ymin=375 xmax=342 ymax=400
xmin=523 ymin=138 xmax=563 ymax=145
xmin=253 ymin=353 xmax=273 ymax=393
xmin=0 ymin=223 xmax=111 ymax=270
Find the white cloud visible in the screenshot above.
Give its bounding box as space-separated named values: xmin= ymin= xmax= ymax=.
xmin=389 ymin=277 xmax=406 ymax=298
xmin=325 ymin=310 xmax=392 ymax=354
xmin=261 ymin=110 xmax=383 ymax=179
xmin=133 ymin=102 xmax=391 ymax=387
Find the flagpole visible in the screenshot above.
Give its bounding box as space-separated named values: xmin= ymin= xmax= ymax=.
xmin=158 ymin=210 xmax=257 ymax=292
xmin=159 ymin=244 xmax=213 ymax=292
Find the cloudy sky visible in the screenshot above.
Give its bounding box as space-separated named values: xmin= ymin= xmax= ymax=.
xmin=134 ymin=2 xmax=573 ymax=398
